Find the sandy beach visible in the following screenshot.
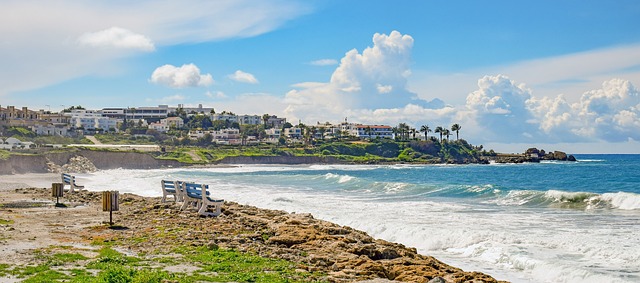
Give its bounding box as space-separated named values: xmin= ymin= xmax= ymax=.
xmin=0 ymin=173 xmax=505 ymax=283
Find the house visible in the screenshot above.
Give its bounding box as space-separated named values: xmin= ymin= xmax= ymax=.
xmin=211 ymin=128 xmax=242 ymax=145
xmin=148 ymin=116 xmax=184 ymax=133
xmin=211 ymin=113 xmax=238 ymax=123
xmin=1 ymin=137 xmax=35 ymax=150
xmin=188 ymin=130 xmax=213 ymax=140
xmin=237 ymin=115 xmax=262 ymax=125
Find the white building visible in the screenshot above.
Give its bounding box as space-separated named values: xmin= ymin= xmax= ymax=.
xmin=210 ymin=113 xmax=238 ymax=123
xmin=31 ymin=125 xmax=69 ymax=136
xmin=211 ymin=128 xmax=241 ymax=145
xmin=188 ymin=130 xmax=213 ymax=140
xmin=343 ymin=124 xmax=393 ymax=139
xmin=148 ymin=117 xmax=184 ymax=133
xmin=284 ymin=127 xmax=302 ymax=139
xmin=68 ymin=110 xmax=118 ymax=133
xmin=237 ymin=115 xmax=262 ymax=125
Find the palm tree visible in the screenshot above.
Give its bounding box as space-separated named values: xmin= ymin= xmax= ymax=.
xmin=443 ymin=129 xmax=451 ymax=141
xmin=398 ymin=123 xmax=409 ymax=140
xmin=410 ymin=128 xmax=416 ymax=140
xmin=434 ymin=126 xmax=444 ymax=142
xmin=420 ymin=125 xmax=431 ymax=141
xmin=262 ymin=114 xmax=270 ymax=128
xmin=451 ymin=124 xmax=461 ymax=140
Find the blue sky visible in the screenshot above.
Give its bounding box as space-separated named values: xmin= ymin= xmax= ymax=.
xmin=2 ymin=0 xmax=640 ymax=153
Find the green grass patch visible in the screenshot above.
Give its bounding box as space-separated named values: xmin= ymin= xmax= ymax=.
xmin=0 ymin=219 xmax=14 ymax=225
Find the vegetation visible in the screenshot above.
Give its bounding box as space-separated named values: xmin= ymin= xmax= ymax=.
xmin=0 ymin=243 xmax=326 ymax=282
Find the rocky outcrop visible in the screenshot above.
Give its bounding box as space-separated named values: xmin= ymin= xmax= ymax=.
xmin=43 ymin=189 xmax=504 ymax=283
xmin=493 ymin=148 xmax=577 ymax=164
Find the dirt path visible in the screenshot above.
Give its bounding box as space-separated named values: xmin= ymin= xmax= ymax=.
xmin=84 ymin=135 xmax=102 ymax=145
xmin=185 ymin=150 xmax=202 ymax=162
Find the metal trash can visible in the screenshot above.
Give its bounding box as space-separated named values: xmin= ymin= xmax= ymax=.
xmin=102 ymin=191 xmax=119 ymax=225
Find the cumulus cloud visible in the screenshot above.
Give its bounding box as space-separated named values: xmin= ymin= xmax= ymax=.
xmin=150 ymin=64 xmax=213 ymax=88
xmin=310 ymin=59 xmax=338 ymax=66
xmin=284 ymin=30 xmax=441 ymax=124
xmin=542 ymin=78 xmax=640 ymax=142
xmin=228 ymin=70 xmax=259 ymax=84
xmin=77 ymin=27 xmax=155 ymax=51
xmin=460 ymin=75 xmax=542 ymax=142
xmin=462 ymin=75 xmax=640 ymax=143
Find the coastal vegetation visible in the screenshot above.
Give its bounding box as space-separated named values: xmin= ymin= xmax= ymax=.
xmin=1 ymin=121 xmax=574 ymax=165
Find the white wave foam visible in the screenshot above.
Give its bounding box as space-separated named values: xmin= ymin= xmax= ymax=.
xmin=324 ymin=173 xmax=355 ymax=183
xmin=597 ymin=192 xmax=640 ymax=210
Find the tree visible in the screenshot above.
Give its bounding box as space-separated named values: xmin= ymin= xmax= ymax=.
xmin=410 ymin=128 xmax=416 ymax=140
xmin=434 ymin=126 xmax=444 ymax=142
xmin=443 ymin=129 xmax=451 ymax=141
xmin=451 ymin=124 xmax=461 ymax=140
xmin=262 ymin=114 xmax=270 ymax=128
xmin=420 ymin=125 xmax=431 ymax=141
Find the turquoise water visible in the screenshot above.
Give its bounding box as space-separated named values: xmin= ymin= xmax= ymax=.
xmin=85 ymin=154 xmax=640 ymax=283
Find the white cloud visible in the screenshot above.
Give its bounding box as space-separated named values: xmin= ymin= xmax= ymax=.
xmin=77 ymin=27 xmax=155 ymax=51
xmin=150 ymin=64 xmax=213 ymax=88
xmin=310 ymin=59 xmax=338 ymax=66
xmin=0 ymin=0 xmax=310 ymax=97
xmin=461 ymin=75 xmax=640 ymax=143
xmin=283 ymin=31 xmax=441 ymax=124
xmin=228 ymin=70 xmax=259 ymax=84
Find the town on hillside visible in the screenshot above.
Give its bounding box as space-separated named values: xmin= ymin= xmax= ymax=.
xmin=0 ymin=104 xmax=457 ymax=147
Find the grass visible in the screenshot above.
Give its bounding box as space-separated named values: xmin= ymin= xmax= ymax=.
xmin=0 ymin=244 xmax=326 ymax=283
xmin=0 ymin=219 xmax=14 ymax=225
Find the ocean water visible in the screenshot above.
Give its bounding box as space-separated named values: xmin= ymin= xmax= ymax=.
xmin=80 ymin=154 xmax=640 ymax=283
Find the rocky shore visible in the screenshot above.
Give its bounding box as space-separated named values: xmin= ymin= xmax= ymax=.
xmin=0 ymin=186 xmax=507 ymax=283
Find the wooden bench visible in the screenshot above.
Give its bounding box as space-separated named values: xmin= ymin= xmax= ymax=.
xmin=61 ymin=173 xmax=84 ymax=193
xmin=180 ymin=182 xmax=223 ymax=217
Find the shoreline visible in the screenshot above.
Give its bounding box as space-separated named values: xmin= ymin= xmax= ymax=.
xmin=0 ymin=173 xmax=507 ymax=282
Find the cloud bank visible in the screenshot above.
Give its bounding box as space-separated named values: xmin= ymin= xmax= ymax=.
xmin=150 ymin=64 xmax=213 ymax=88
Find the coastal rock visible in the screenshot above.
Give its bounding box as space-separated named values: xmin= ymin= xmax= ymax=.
xmin=14 ymin=188 xmax=507 ymax=283
xmin=61 ymin=155 xmax=97 ymax=173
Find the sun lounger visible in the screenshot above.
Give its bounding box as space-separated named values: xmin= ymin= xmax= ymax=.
xmin=61 ymin=173 xmax=84 ymax=193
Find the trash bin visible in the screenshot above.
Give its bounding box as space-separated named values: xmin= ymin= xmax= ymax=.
xmin=102 ymin=191 xmax=119 ymax=225
xmin=52 ymin=183 xmax=64 ymax=207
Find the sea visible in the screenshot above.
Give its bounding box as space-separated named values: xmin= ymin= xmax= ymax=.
xmin=80 ymin=154 xmax=640 ymax=283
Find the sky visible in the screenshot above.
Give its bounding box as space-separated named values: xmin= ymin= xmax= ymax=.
xmin=2 ymin=0 xmax=640 ymax=153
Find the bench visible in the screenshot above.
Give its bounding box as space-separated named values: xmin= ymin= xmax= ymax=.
xmin=180 ymin=182 xmax=223 ymax=217
xmin=161 ymin=180 xmax=182 ymax=202
xmin=61 ymin=173 xmax=85 ymax=193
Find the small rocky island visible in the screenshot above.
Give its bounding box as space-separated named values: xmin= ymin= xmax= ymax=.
xmin=492 ymin=148 xmax=577 ymax=164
